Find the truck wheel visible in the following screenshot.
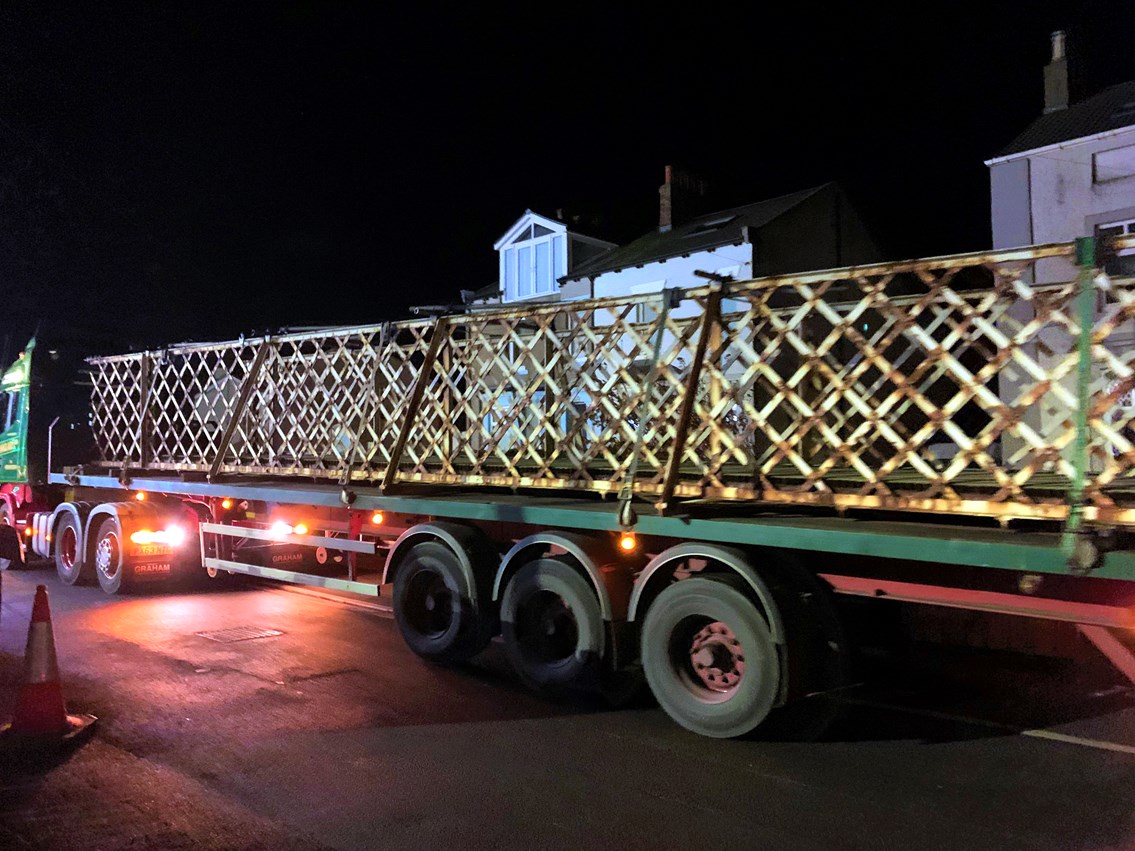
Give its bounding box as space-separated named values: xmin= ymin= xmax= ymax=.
xmin=93 ymin=517 xmax=128 ymax=595
xmin=641 ymin=576 xmax=780 ymax=738
xmin=392 ymin=540 xmax=491 ymax=665
xmin=501 ymin=556 xmax=604 ymax=691
xmin=54 ymin=514 xmax=88 ymax=585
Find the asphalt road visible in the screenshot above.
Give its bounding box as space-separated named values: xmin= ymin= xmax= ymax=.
xmin=2 ymin=567 xmax=1135 ymax=850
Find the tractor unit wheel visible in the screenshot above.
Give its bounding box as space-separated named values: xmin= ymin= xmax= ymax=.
xmin=93 ymin=517 xmax=128 ymax=595
xmin=54 ymin=513 xmax=88 ymax=585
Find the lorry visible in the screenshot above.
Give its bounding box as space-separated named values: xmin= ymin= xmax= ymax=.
xmin=4 ymin=235 xmax=1135 ymax=738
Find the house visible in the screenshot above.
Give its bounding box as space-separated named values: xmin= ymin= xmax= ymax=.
xmin=987 ymin=31 xmax=1135 ymax=466
xmin=987 ymin=30 xmax=1135 ymax=279
xmin=470 ymin=173 xmax=884 ymax=460
xmin=480 ymin=169 xmax=883 ymax=309
xmin=560 ymin=171 xmax=882 ymax=305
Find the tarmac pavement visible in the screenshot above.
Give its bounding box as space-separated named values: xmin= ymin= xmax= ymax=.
xmin=2 ymin=566 xmax=1135 ymax=850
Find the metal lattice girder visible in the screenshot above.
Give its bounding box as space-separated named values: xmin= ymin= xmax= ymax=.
xmin=87 ymin=236 xmax=1135 ymax=525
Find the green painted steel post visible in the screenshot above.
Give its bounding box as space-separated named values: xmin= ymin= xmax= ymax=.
xmin=1063 ymin=236 xmax=1096 ymax=571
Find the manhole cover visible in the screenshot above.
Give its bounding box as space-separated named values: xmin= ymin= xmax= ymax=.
xmin=196 ymin=626 xmax=284 ymax=643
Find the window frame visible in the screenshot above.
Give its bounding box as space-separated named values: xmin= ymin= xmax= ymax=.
xmin=504 ymin=230 xmax=564 ymax=302
xmin=1093 ymin=145 xmax=1135 ymax=184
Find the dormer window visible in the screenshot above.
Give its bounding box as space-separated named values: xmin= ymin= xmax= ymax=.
xmin=492 ymin=210 xmax=617 ymax=305
xmin=496 ymin=212 xmax=569 ymax=302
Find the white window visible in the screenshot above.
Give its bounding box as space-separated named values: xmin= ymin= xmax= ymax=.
xmin=1096 ymin=218 xmax=1135 ymax=276
xmin=1094 ymin=145 xmax=1135 ymax=183
xmin=631 ymin=280 xmax=667 ymax=324
xmin=503 ymin=224 xmax=564 ymax=302
xmin=1097 ymin=218 xmax=1135 ymax=239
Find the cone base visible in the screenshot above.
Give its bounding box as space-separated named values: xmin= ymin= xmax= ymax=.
xmin=0 ymin=713 xmax=98 ymax=753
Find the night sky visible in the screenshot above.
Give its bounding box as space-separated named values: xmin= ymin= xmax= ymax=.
xmin=2 ymin=1 xmax=1135 ymax=356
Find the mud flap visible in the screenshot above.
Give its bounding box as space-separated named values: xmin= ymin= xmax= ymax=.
xmin=0 ymin=523 xmax=24 ymax=566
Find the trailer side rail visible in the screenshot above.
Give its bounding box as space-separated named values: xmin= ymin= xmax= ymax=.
xmin=198 ymin=521 xmax=380 ymax=596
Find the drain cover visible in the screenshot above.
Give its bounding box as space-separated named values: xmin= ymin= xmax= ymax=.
xmin=196 ymin=626 xmax=284 ymax=643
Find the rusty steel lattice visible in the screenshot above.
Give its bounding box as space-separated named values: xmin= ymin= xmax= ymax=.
xmin=88 ymin=236 xmax=1135 ymax=526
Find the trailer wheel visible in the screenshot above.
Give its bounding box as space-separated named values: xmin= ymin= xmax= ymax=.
xmin=54 ymin=514 xmax=88 ymax=585
xmin=641 ymin=575 xmax=780 ymax=738
xmin=93 ymin=517 xmax=128 ymax=595
xmin=392 ymin=540 xmax=491 ymax=665
xmin=501 ymin=556 xmax=604 ymax=691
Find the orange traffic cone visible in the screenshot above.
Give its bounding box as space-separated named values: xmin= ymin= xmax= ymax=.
xmin=1 ymin=585 xmax=96 ymax=748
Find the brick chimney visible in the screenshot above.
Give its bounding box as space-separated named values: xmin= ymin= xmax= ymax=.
xmin=1044 ymin=30 xmax=1069 ymax=113
xmin=659 ymin=165 xmax=708 ymax=232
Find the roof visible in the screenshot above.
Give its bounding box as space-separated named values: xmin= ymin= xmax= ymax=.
xmin=996 ymin=81 xmax=1135 ymax=159
xmin=563 ymin=184 xmax=828 ymax=281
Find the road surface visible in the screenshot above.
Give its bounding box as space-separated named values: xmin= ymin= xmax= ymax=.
xmin=2 ymin=567 xmax=1135 ymax=850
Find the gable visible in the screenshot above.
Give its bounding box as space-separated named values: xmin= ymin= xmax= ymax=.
xmin=493 ymin=210 xmax=567 ymax=251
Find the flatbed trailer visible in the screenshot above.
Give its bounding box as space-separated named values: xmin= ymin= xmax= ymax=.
xmin=10 ymin=235 xmax=1135 ymax=737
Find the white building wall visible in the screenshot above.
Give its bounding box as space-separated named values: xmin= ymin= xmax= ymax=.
xmin=992 ymin=128 xmax=1135 ymax=284
xmin=1029 ymin=130 xmax=1135 ymax=242
xmin=591 ymin=243 xmax=754 ymax=318
xmin=991 ymin=129 xmax=1135 ymax=469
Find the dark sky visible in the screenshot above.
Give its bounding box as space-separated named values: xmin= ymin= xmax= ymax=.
xmin=2 ymin=1 xmax=1135 ymax=354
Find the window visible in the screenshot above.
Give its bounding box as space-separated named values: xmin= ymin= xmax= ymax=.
xmin=503 ymin=221 xmax=564 ymax=302
xmin=1093 ymin=145 xmax=1135 ymax=183
xmin=631 ymin=281 xmax=666 ymax=324
xmin=1 ymin=389 xmax=19 ymax=432
xmin=1096 ymin=218 xmax=1135 ymax=276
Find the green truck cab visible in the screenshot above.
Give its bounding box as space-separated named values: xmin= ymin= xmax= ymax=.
xmin=0 ymin=338 xmax=93 ymax=568
xmin=0 ymin=338 xmax=34 ymax=486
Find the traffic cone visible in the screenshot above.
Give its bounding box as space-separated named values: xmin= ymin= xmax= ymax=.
xmin=1 ymin=585 xmax=96 ymax=749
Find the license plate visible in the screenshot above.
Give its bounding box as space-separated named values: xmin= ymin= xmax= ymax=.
xmin=132 ymin=544 xmax=173 ymax=557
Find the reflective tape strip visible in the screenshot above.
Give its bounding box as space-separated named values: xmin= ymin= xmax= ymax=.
xmin=23 ymin=622 xmax=60 ymax=684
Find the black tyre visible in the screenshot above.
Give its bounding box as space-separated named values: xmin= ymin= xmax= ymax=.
xmin=641 ymin=576 xmax=781 ymax=738
xmin=93 ymin=517 xmax=128 ymax=595
xmin=54 ymin=513 xmax=88 ymax=585
xmin=501 ymin=556 xmax=604 ymax=691
xmin=392 ymin=540 xmax=492 ymax=665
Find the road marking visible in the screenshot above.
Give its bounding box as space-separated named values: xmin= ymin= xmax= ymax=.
xmin=1019 ymin=728 xmax=1135 ymax=756
xmin=840 ymin=697 xmax=1135 ymax=756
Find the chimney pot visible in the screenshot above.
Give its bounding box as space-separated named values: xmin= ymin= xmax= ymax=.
xmin=1051 ymin=30 xmax=1065 ymax=62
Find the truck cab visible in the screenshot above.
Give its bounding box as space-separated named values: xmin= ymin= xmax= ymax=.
xmin=0 ymin=337 xmax=93 ymax=566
